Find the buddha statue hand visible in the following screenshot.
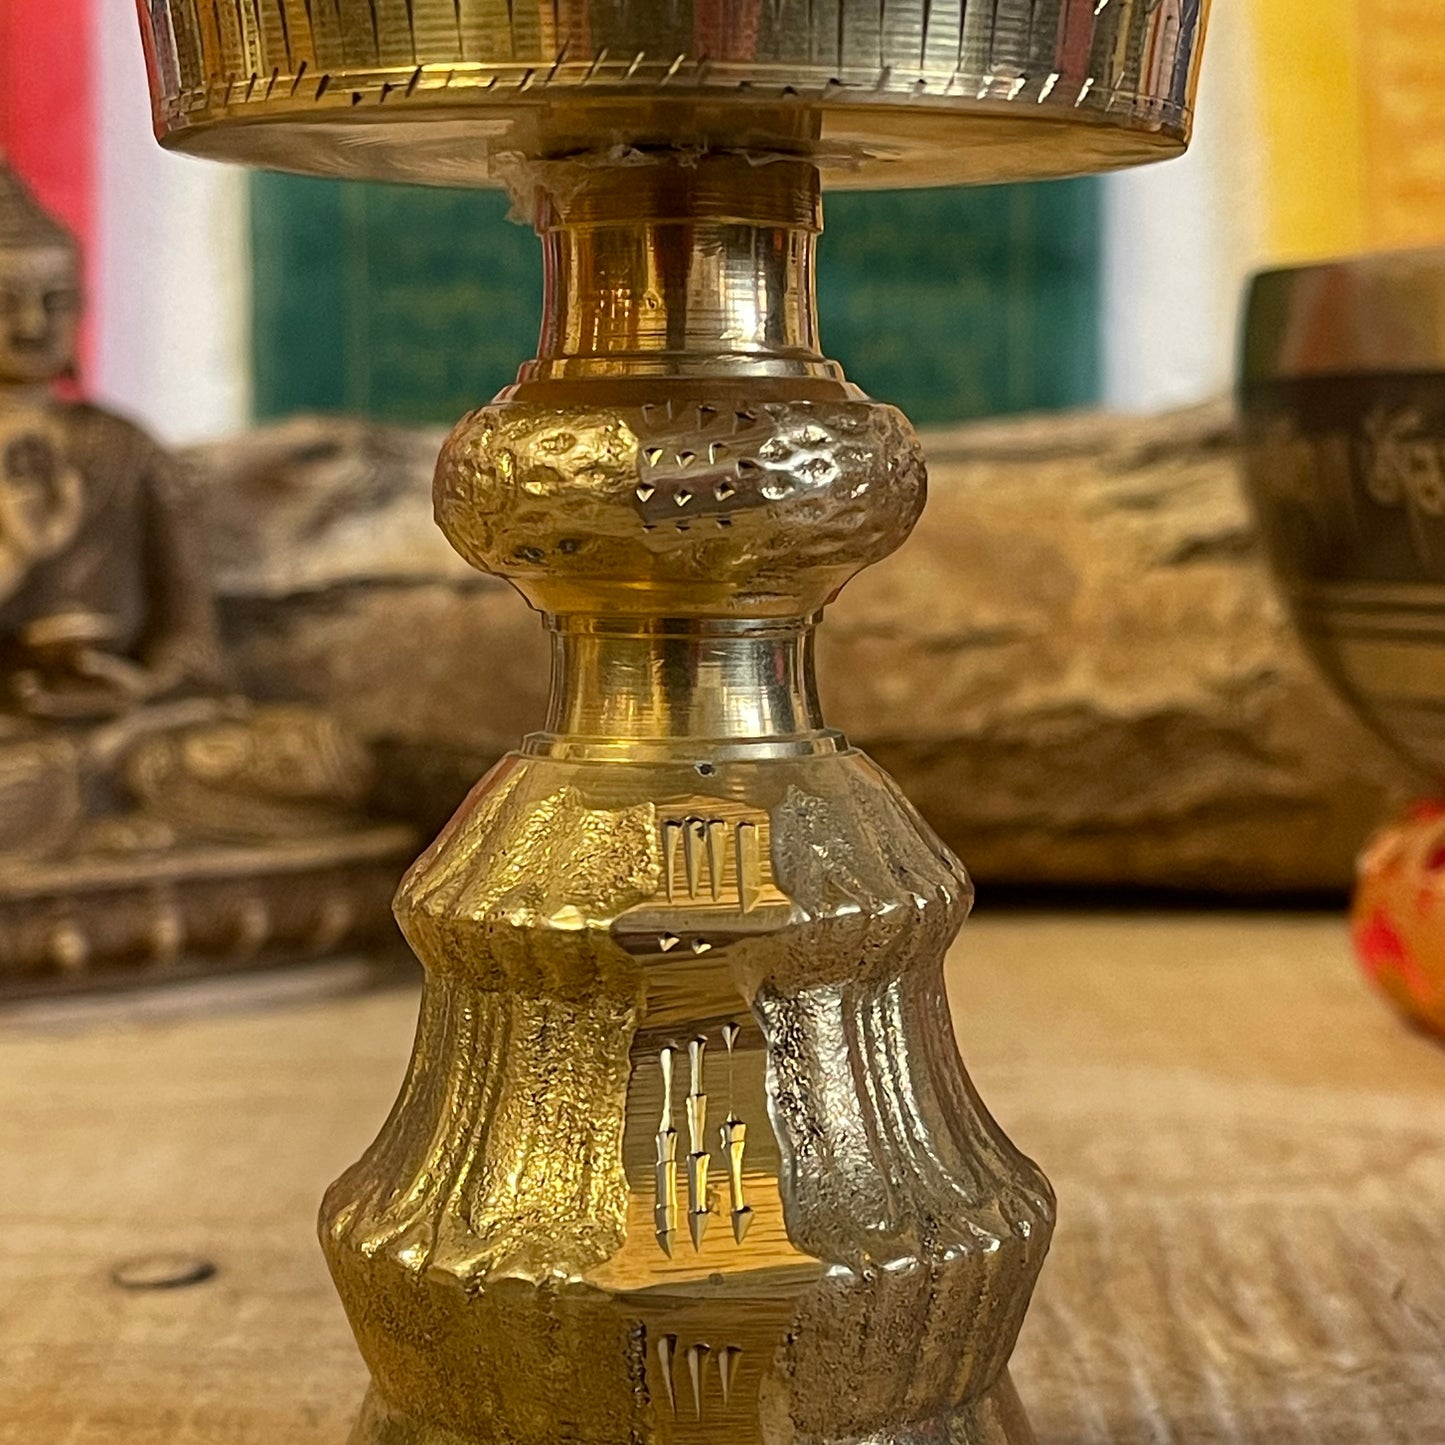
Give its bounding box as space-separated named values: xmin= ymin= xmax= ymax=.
xmin=10 ymin=638 xmax=156 ymax=721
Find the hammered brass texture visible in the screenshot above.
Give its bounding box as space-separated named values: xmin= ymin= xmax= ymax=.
xmin=138 ymin=0 xmax=1207 ymax=187
xmin=435 ymin=397 xmax=925 ymax=616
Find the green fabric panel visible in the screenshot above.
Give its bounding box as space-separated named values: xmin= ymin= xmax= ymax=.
xmin=250 ymin=175 xmax=350 ymax=418
xmin=250 ymin=174 xmax=1099 ymax=427
xmin=250 ymin=176 xmax=539 ymax=422
xmin=820 ymin=181 xmax=1101 ymax=425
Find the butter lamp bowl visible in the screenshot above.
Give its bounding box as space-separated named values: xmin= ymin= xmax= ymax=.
xmin=140 ymin=0 xmax=1204 ymax=188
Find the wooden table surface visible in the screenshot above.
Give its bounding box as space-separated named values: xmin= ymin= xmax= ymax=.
xmin=3 ymin=913 xmax=1443 ymax=1444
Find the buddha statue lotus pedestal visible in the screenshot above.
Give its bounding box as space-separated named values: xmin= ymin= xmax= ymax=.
xmin=138 ymin=5 xmax=1209 ymax=1442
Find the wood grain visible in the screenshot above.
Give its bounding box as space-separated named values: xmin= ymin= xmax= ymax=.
xmin=1 ymin=914 xmax=1442 ymax=1442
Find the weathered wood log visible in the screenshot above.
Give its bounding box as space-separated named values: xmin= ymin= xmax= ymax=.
xmin=189 ymin=405 xmax=1419 ymax=894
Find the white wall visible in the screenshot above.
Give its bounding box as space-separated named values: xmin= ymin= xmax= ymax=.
xmin=92 ymin=0 xmax=251 ymax=445
xmin=1101 ymin=3 xmax=1266 ymax=412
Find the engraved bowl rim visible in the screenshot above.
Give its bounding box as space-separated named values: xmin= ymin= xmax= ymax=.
xmin=151 ymin=94 xmax=1191 ymax=190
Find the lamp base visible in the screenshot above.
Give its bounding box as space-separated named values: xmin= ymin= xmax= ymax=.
xmin=312 ymin=152 xmax=1051 ymax=1445
xmin=347 ymin=1373 xmax=1038 ymax=1445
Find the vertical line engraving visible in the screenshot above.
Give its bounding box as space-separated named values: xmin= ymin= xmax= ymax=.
xmin=654 ymin=1047 xmax=678 ymax=1256
xmin=686 ymin=1036 xmax=709 ymax=1248
xmin=721 ymin=1023 xmax=752 ymax=1243
xmin=736 ymin=821 xmax=761 ymax=913
xmin=658 ymin=811 xmax=763 ymax=912
xmin=663 ymin=820 xmax=682 ymax=902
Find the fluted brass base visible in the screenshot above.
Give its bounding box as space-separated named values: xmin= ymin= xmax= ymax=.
xmin=323 ymin=739 xmax=1051 ymax=1444
xmin=346 ymin=1373 xmax=1039 ymax=1445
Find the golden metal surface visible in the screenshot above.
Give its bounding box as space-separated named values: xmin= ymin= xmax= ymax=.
xmin=136 ymin=0 xmax=1209 ymax=1438
xmin=139 ymin=0 xmax=1208 ymax=187
xmin=0 ymin=159 xmax=412 ymax=995
xmin=313 ymin=151 xmax=1056 ymax=1445
xmin=309 ymin=160 xmax=1057 ymax=1443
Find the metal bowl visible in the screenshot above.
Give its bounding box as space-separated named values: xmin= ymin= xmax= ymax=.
xmin=138 ymin=0 xmax=1208 ymax=188
xmin=1240 ymin=249 xmax=1445 ymax=782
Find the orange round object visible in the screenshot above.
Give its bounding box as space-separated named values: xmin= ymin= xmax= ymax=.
xmin=1352 ymin=802 xmax=1445 ymax=1038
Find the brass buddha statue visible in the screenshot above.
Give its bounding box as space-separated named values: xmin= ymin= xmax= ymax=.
xmin=0 ymin=158 xmax=411 ymax=991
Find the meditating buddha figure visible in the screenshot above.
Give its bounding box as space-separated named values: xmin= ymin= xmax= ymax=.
xmin=0 ymin=158 xmax=408 ymax=983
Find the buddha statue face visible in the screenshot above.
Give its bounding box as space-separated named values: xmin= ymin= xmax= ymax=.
xmin=0 ymin=244 xmax=80 ymax=387
xmin=0 ymin=162 xmax=81 ymax=389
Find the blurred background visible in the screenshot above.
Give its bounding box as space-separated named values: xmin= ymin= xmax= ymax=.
xmin=7 ymin=0 xmax=1442 ymax=447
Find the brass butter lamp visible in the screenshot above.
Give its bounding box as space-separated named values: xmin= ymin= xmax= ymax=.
xmin=137 ymin=6 xmax=1209 ymax=1442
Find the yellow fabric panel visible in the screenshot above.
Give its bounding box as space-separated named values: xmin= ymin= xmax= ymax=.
xmin=1249 ymin=0 xmax=1445 ymax=259
xmin=1358 ymin=0 xmax=1445 ymax=250
xmin=1247 ymin=0 xmax=1366 ymax=262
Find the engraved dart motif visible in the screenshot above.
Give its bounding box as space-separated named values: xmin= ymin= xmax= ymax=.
xmin=655 ymin=1046 xmax=679 ymax=1256
xmin=686 ymin=1036 xmax=709 ymax=1249
xmin=687 ymin=1342 xmax=710 ymax=1418
xmin=717 ymin=1345 xmax=742 ymax=1406
xmin=685 ymin=818 xmax=705 ymax=896
xmin=721 ymin=1023 xmax=753 ymax=1242
xmin=706 ymin=820 xmax=726 ymax=901
xmin=657 ymin=1333 xmax=678 ymax=1416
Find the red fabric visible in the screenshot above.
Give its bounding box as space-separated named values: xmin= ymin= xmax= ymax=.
xmin=0 ymin=0 xmax=95 ymax=371
xmin=1055 ymin=0 xmax=1099 ymax=89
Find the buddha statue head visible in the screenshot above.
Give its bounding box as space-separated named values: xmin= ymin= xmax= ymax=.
xmin=0 ymin=159 xmax=81 ymax=389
